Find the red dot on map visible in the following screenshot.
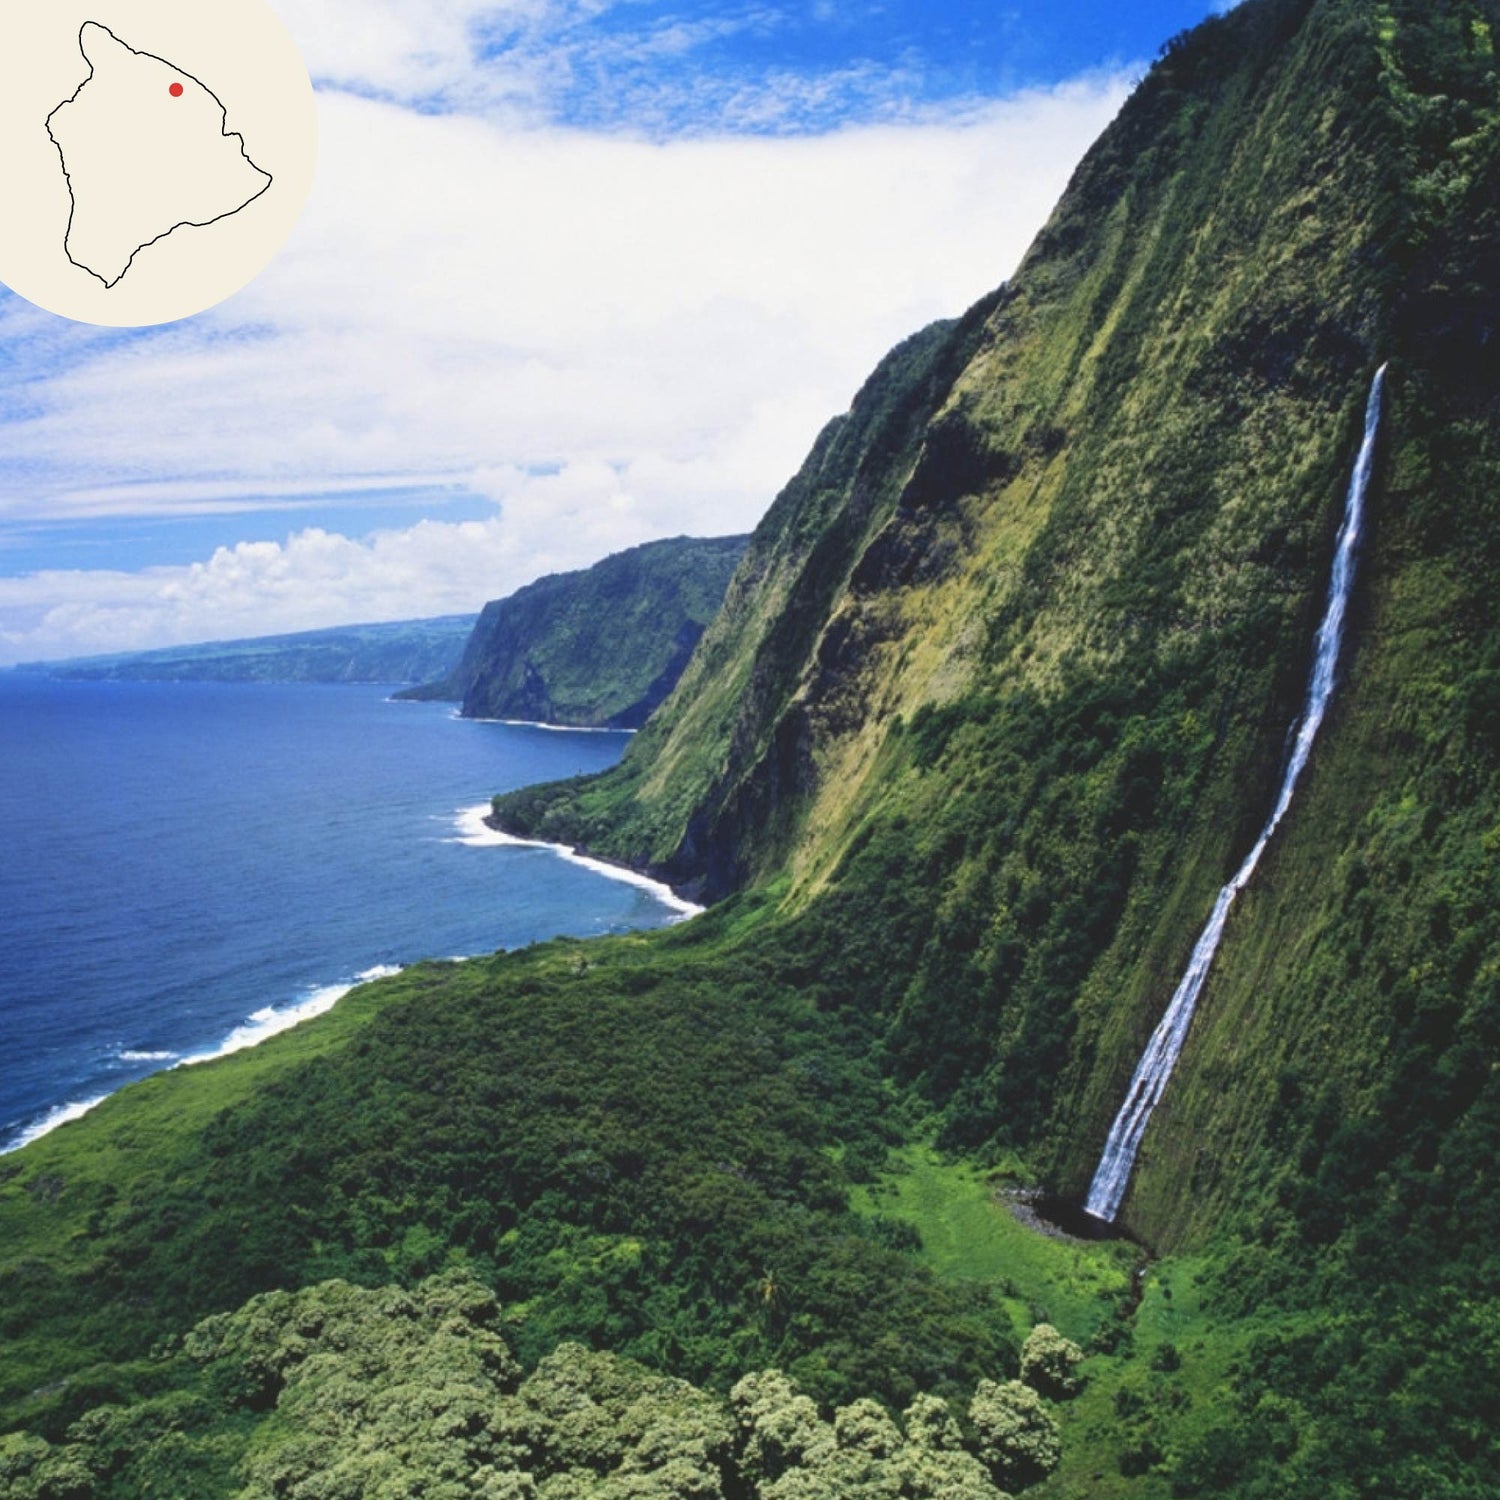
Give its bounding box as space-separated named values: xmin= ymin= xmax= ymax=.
xmin=169 ymin=82 xmax=184 ymax=97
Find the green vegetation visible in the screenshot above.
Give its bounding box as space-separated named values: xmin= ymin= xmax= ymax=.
xmin=0 ymin=935 xmax=1025 ymax=1430
xmin=497 ymin=0 xmax=1500 ymax=1489
xmin=1018 ymin=1326 xmax=1085 ymax=1401
xmin=4 ymin=0 xmax=1500 ymax=1494
xmin=405 ymin=535 xmax=748 ymax=728
xmin=489 ymin=312 xmax=1005 ymax=890
xmin=849 ymin=1149 xmax=1134 ymax=1345
xmin=970 ymin=1380 xmax=1061 ymax=1492
xmin=18 ymin=616 xmax=476 ymax=686
xmin=0 ymin=1272 xmax=1088 ymax=1499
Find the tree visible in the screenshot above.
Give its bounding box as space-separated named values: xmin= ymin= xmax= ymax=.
xmin=1018 ymin=1324 xmax=1085 ymax=1399
xmin=732 ymin=1370 xmax=837 ymax=1487
xmin=732 ymin=1370 xmax=1008 ymax=1499
xmin=969 ymin=1380 xmax=1061 ymax=1491
xmin=2 ymin=1279 xmax=1026 ymax=1500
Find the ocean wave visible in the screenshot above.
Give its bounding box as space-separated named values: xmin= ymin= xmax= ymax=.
xmin=449 ymin=804 xmax=703 ymax=920
xmin=3 ymin=967 xmax=407 ymax=1155
xmin=178 ymin=965 xmax=404 ymax=1068
xmin=3 ymin=1095 xmax=109 ymax=1153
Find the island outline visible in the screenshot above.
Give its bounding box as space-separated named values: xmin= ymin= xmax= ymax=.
xmin=44 ymin=21 xmax=274 ymax=290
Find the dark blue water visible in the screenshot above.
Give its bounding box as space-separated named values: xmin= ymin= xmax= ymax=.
xmin=0 ymin=678 xmax=679 ymax=1150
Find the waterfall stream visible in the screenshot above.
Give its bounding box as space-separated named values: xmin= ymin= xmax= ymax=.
xmin=1085 ymin=365 xmax=1388 ymax=1224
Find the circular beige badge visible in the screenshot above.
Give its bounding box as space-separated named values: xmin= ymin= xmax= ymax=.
xmin=0 ymin=0 xmax=315 ymax=326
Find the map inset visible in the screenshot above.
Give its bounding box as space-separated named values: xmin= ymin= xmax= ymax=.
xmin=46 ymin=23 xmax=273 ymax=290
xmin=0 ymin=0 xmax=313 ymax=325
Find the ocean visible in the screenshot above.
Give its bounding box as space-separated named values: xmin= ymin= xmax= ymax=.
xmin=0 ymin=677 xmax=691 ymax=1151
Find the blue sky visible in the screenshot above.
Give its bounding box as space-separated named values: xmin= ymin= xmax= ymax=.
xmin=0 ymin=0 xmax=1236 ymax=662
xmin=474 ymin=0 xmax=1221 ymax=132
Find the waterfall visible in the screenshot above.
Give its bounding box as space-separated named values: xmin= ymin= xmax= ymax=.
xmin=1085 ymin=365 xmax=1388 ymax=1224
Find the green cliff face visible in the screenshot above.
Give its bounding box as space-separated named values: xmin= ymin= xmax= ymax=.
xmin=421 ymin=535 xmax=747 ymax=729
xmin=495 ymin=0 xmax=1500 ymax=1242
xmin=490 ymin=312 xmax=1005 ymax=885
xmin=3 ymin=2 xmax=1498 ymax=1495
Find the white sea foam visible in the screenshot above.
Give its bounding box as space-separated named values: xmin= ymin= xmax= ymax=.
xmin=177 ymin=965 xmax=403 ymax=1067
xmin=7 ymin=784 xmax=689 ymax=1156
xmin=3 ymin=967 xmax=405 ymax=1154
xmin=3 ymin=1095 xmax=109 ymax=1153
xmin=451 ymin=804 xmax=704 ymax=919
xmin=453 ymin=712 xmax=635 ymax=735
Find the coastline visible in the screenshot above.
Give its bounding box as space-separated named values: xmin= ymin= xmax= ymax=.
xmin=452 ymin=711 xmax=639 ymax=736
xmin=382 ymin=697 xmax=637 ymax=736
xmin=2 ymin=691 xmax=685 ymax=1159
xmin=0 ymin=963 xmax=406 ymax=1156
xmin=457 ymin=804 xmax=704 ymax=919
xmin=4 ymin=812 xmax=701 ymax=1156
xmin=4 ymin=1095 xmax=111 ymax=1154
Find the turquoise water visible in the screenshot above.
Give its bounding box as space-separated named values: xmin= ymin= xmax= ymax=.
xmin=0 ymin=678 xmax=679 ymax=1149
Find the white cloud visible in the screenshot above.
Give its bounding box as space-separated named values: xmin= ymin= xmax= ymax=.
xmin=0 ymin=462 xmax=726 ymax=658
xmin=268 ymin=1 xmax=933 ymax=132
xmin=273 ymin=0 xmax=539 ymax=107
xmin=0 ymin=67 xmax=1131 ymax=663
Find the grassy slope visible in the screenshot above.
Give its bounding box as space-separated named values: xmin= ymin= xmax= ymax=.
xmin=0 ymin=967 xmax=425 ymax=1405
xmin=0 ymin=920 xmax=1026 ymax=1430
xmin=849 ymin=1149 xmax=1135 ymax=1345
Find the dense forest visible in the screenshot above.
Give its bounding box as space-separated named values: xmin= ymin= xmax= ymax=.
xmin=3 ymin=0 xmax=1498 ymax=1495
